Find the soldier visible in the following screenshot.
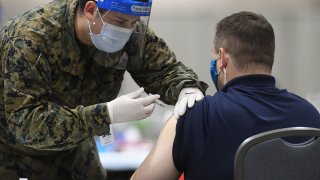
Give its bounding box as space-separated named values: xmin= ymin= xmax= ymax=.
xmin=0 ymin=0 xmax=208 ymax=179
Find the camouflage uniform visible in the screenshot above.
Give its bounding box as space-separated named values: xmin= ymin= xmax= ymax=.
xmin=0 ymin=0 xmax=208 ymax=179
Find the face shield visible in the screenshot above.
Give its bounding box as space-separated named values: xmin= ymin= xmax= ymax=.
xmin=96 ymin=0 xmax=152 ymax=62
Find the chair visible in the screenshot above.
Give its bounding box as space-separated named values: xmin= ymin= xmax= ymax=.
xmin=234 ymin=127 xmax=320 ymax=180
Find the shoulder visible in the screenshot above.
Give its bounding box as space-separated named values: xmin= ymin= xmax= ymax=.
xmin=176 ymin=95 xmax=215 ymax=130
xmin=176 ymin=92 xmax=234 ymax=134
xmin=5 ymin=1 xmax=69 ymax=42
xmin=287 ymin=92 xmax=320 ymax=115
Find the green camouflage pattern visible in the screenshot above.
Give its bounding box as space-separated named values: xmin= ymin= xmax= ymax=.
xmin=0 ymin=0 xmax=208 ymax=179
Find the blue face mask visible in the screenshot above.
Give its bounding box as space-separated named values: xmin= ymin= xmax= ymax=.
xmin=210 ymin=53 xmax=221 ymax=90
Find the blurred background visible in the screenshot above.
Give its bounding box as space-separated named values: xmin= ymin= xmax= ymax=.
xmin=1 ymin=0 xmax=320 ymax=178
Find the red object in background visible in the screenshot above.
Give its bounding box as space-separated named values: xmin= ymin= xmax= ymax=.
xmin=179 ymin=173 xmax=184 ymax=180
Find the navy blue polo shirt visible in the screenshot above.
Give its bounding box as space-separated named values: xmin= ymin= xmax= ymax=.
xmin=172 ymin=75 xmax=320 ymax=180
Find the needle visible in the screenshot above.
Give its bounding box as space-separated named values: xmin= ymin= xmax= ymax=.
xmin=155 ymin=100 xmax=168 ymax=108
xmin=149 ymin=93 xmax=168 ymax=109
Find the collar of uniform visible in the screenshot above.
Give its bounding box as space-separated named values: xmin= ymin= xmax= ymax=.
xmin=221 ymin=74 xmax=276 ymax=92
xmin=59 ymin=0 xmax=87 ymax=79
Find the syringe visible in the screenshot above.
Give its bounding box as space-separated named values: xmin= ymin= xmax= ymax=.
xmin=155 ymin=99 xmax=168 ymax=108
xmin=149 ymin=93 xmax=168 ymax=109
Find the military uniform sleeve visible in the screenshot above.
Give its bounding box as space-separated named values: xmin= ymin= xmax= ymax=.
xmin=2 ymin=36 xmax=110 ymax=151
xmin=128 ymin=28 xmax=208 ymax=105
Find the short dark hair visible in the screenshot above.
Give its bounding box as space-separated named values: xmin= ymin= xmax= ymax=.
xmin=214 ymin=11 xmax=275 ymax=70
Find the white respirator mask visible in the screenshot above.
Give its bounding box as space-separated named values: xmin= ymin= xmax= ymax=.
xmin=88 ymin=10 xmax=133 ymax=53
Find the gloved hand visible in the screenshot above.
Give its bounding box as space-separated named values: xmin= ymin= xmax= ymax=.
xmin=107 ymin=88 xmax=160 ymax=124
xmin=174 ymin=87 xmax=204 ymax=119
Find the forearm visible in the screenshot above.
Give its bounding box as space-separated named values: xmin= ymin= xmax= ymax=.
xmin=128 ymin=28 xmax=208 ymax=104
xmin=131 ymin=59 xmax=208 ymax=105
xmin=8 ymin=101 xmax=110 ymax=151
xmin=155 ymin=61 xmax=208 ymax=104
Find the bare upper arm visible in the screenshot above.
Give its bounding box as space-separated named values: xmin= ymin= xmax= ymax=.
xmin=131 ymin=114 xmax=181 ymax=180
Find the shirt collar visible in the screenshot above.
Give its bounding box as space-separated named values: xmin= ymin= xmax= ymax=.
xmin=221 ymin=74 xmax=276 ymax=92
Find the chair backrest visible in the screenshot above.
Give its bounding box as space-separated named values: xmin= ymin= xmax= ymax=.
xmin=234 ymin=127 xmax=320 ymax=180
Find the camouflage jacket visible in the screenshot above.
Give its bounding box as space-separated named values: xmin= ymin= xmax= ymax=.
xmin=0 ymin=0 xmax=207 ymax=179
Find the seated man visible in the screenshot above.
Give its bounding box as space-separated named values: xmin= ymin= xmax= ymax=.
xmin=131 ymin=11 xmax=320 ymax=180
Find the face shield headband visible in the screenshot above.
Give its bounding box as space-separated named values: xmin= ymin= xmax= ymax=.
xmin=96 ymin=0 xmax=152 ymax=16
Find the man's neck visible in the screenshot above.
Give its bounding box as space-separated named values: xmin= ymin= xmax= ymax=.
xmin=228 ymin=64 xmax=272 ymax=83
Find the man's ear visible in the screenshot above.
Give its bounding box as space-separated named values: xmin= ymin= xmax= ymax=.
xmin=83 ymin=1 xmax=98 ymax=20
xmin=219 ymin=48 xmax=228 ymax=68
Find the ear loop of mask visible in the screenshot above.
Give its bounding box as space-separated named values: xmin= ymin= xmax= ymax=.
xmin=97 ymin=8 xmax=111 ymax=25
xmin=221 ymin=52 xmax=227 ymax=85
xmin=215 ymin=52 xmax=222 ymax=75
xmin=87 ymin=8 xmax=111 ymax=35
xmin=216 ymin=52 xmax=228 ymax=86
xmin=88 ymin=20 xmax=94 ymax=34
xmin=223 ymin=68 xmax=227 ymax=85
